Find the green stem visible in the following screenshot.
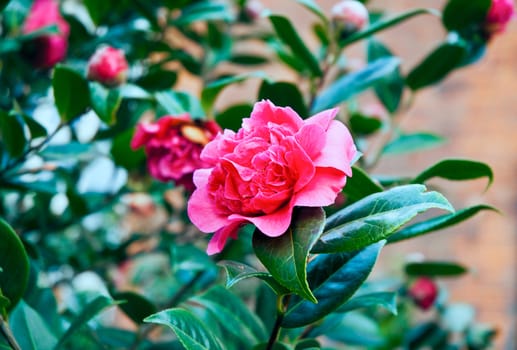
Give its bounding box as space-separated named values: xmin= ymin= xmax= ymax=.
xmin=265 ymin=294 xmax=291 ymax=350
xmin=0 ymin=316 xmax=21 ymax=350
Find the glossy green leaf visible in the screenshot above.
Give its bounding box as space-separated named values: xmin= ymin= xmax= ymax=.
xmin=258 ymin=81 xmax=308 ymax=117
xmin=229 ymin=54 xmax=269 ymax=66
xmin=296 ymin=0 xmax=327 ymax=24
xmin=412 ymin=159 xmax=493 ymax=188
xmin=349 ymin=113 xmax=383 ymax=135
xmin=83 ymin=0 xmax=112 ymax=25
xmin=282 ymin=241 xmax=385 ymax=328
xmin=312 ymin=185 xmax=454 ymax=253
xmin=268 ymin=15 xmax=322 ymax=76
xmin=295 ymin=339 xmax=320 ymax=350
xmin=174 ymin=1 xmax=234 ymax=25
xmin=21 ymin=114 xmax=47 ymax=139
xmin=192 ymin=286 xmax=268 ymax=344
xmin=367 ymin=39 xmax=404 ymax=113
xmin=215 ymin=103 xmax=252 ymax=131
xmin=113 ymin=291 xmax=157 ymax=324
xmin=89 ymin=82 xmax=122 ymax=125
xmin=118 ymin=84 xmax=152 ymax=100
xmin=388 ymin=205 xmax=497 ymax=243
xmin=313 ymin=185 xmax=453 ymax=254
xmin=10 ymin=301 xmax=57 ymax=350
xmin=311 ymin=57 xmax=400 ymax=113
xmin=382 ymin=132 xmax=445 ymax=155
xmin=406 ymin=41 xmax=467 ymax=90
xmin=405 ymin=261 xmax=468 ymax=277
xmin=136 ymin=69 xmax=177 ymax=91
xmin=55 ymin=295 xmax=119 ymax=349
xmin=312 ymin=312 xmax=386 ymax=347
xmin=342 ymin=166 xmax=383 ymax=202
xmin=53 ymin=66 xmax=91 ymax=122
xmin=145 ymin=308 xmax=224 ymax=350
xmin=0 ymin=218 xmax=29 ymax=312
xmin=218 ymin=260 xmax=289 ymax=295
xmin=253 ymin=342 xmax=291 ymax=350
xmin=442 ymin=0 xmax=491 ymax=32
xmin=340 ymin=8 xmax=440 ymax=47
xmin=339 ymin=291 xmax=398 ymax=315
xmin=155 ymin=91 xmax=205 ymax=118
xmin=201 ymin=72 xmax=268 ymax=114
xmin=0 ymin=111 xmax=26 ymax=158
xmin=253 ymin=207 xmax=325 ymax=302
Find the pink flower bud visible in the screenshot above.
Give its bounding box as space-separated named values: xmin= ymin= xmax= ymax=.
xmin=22 ymin=0 xmax=70 ymax=69
xmin=244 ymin=0 xmax=264 ymax=21
xmin=408 ymin=277 xmax=439 ymax=311
xmin=331 ymin=0 xmax=369 ymax=33
xmin=486 ymin=0 xmax=515 ymax=36
xmin=87 ymin=46 xmax=129 ymax=87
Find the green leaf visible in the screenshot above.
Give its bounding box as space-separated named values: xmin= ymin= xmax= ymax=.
xmin=229 ymin=54 xmax=269 ymax=66
xmin=340 ymin=8 xmax=440 ymax=47
xmin=253 ymin=207 xmax=325 ymax=302
xmin=382 ymin=132 xmax=445 ymax=155
xmin=10 ymin=301 xmax=57 ymax=350
xmin=442 ymin=0 xmax=491 ymax=32
xmin=201 ymin=72 xmax=268 ymax=114
xmin=411 ymin=159 xmax=493 ymax=188
xmin=155 ymin=91 xmax=205 ymax=118
xmin=282 ymin=241 xmax=385 ymax=328
xmin=118 ymin=84 xmax=153 ymax=100
xmin=312 ymin=185 xmax=454 ymax=254
xmin=215 ymin=103 xmax=252 ymax=131
xmin=113 ymin=291 xmax=157 ymax=324
xmin=367 ymin=39 xmax=404 ymax=113
xmin=268 ymin=15 xmax=322 ymax=76
xmin=83 ymin=0 xmax=112 ymax=25
xmin=55 ymin=295 xmax=119 ymax=349
xmin=174 ymin=1 xmax=234 ymax=26
xmin=258 ymin=81 xmax=308 ymax=117
xmin=295 ymin=339 xmax=321 ymax=350
xmin=295 ymin=0 xmax=327 ymax=24
xmin=406 ymin=41 xmax=467 ymax=90
xmin=342 ymin=166 xmax=383 ymax=202
xmin=253 ymin=342 xmax=291 ymax=350
xmin=388 ymin=205 xmax=497 ymax=243
xmin=349 ymin=113 xmax=383 ymax=135
xmin=311 ymin=57 xmax=400 ymax=113
xmin=405 ymin=261 xmax=468 ymax=277
xmin=0 ymin=218 xmax=29 ymax=312
xmin=145 ymin=308 xmax=224 ymax=350
xmin=218 ymin=260 xmax=289 ymax=295
xmin=0 ymin=111 xmax=26 ymax=158
xmin=339 ymin=291 xmax=398 ymax=315
xmin=136 ymin=69 xmax=178 ymax=91
xmin=192 ymin=286 xmax=268 ymax=344
xmin=0 ymin=0 xmax=11 ymax=12
xmin=89 ymin=82 xmax=122 ymax=125
xmin=21 ymin=114 xmax=47 ymax=139
xmin=53 ymin=66 xmax=91 ymax=122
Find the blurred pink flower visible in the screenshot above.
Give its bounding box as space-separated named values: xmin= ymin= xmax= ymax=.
xmin=408 ymin=277 xmax=439 ymax=311
xmin=22 ymin=0 xmax=70 ymax=69
xmin=486 ymin=0 xmax=515 ymax=35
xmin=131 ymin=115 xmax=221 ymax=189
xmin=331 ymin=0 xmax=369 ymax=33
xmin=87 ymin=46 xmax=129 ymax=87
xmin=188 ymin=100 xmax=357 ymax=255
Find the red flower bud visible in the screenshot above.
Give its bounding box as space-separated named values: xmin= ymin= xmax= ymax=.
xmin=486 ymin=0 xmax=515 ymax=36
xmin=331 ymin=0 xmax=369 ymax=34
xmin=87 ymin=46 xmax=129 ymax=87
xmin=22 ymin=0 xmax=70 ymax=69
xmin=408 ymin=277 xmax=439 ymax=311
xmin=244 ymin=0 xmax=265 ymax=21
xmin=130 ymin=115 xmax=221 ymax=190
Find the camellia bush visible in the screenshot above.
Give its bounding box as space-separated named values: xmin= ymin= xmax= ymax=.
xmin=0 ymin=0 xmax=513 ymax=349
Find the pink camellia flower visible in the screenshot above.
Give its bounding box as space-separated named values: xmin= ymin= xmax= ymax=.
xmin=87 ymin=46 xmax=129 ymax=87
xmin=331 ymin=0 xmax=369 ymax=33
xmin=485 ymin=0 xmax=515 ymax=36
xmin=408 ymin=277 xmax=439 ymax=311
xmin=188 ymin=100 xmax=357 ymax=255
xmin=131 ymin=115 xmax=222 ymax=189
xmin=22 ymin=0 xmax=70 ymax=69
